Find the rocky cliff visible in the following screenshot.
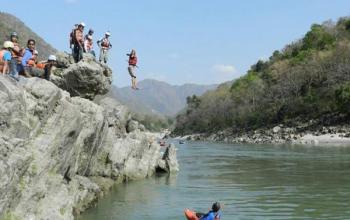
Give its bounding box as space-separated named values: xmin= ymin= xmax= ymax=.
xmin=0 ymin=56 xmax=178 ymax=220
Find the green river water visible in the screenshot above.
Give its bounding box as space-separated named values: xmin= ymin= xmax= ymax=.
xmin=78 ymin=141 xmax=350 ymax=220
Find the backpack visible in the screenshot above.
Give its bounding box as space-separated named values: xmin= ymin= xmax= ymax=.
xmin=70 ymin=28 xmax=77 ymax=45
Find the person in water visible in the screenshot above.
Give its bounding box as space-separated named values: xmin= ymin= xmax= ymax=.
xmin=185 ymin=202 xmax=222 ymax=220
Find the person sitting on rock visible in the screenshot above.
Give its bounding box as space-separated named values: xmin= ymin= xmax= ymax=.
xmin=9 ymin=32 xmax=23 ymax=80
xmin=21 ymin=39 xmax=36 ymax=77
xmin=97 ymin=31 xmax=112 ymax=64
xmin=0 ymin=41 xmax=14 ymax=75
xmin=27 ymin=50 xmax=39 ymax=68
xmin=43 ymin=55 xmax=57 ymax=81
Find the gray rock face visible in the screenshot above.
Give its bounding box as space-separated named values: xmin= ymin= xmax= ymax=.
xmin=0 ymin=74 xmax=178 ymax=220
xmin=51 ymin=53 xmax=112 ymax=100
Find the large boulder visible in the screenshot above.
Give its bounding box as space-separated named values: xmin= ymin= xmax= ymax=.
xmin=51 ymin=53 xmax=112 ymax=100
xmin=0 ymin=75 xmax=178 ymax=220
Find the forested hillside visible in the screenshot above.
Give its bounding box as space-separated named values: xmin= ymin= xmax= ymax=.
xmin=174 ymin=17 xmax=350 ymax=135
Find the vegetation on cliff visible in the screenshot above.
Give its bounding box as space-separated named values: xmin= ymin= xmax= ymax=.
xmin=174 ymin=17 xmax=350 ymax=135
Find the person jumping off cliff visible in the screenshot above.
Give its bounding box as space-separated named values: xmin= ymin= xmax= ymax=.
xmin=127 ymin=49 xmax=138 ymax=90
xmin=97 ymin=31 xmax=112 ymax=64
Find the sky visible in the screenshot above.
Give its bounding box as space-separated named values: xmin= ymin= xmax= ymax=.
xmin=2 ymin=0 xmax=350 ymax=87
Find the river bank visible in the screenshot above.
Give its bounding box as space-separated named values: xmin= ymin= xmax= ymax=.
xmin=180 ymin=122 xmax=350 ymax=146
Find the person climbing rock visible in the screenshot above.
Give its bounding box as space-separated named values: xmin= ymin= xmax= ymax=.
xmin=185 ymin=202 xmax=222 ymax=220
xmin=97 ymin=31 xmax=112 ymax=64
xmin=127 ymin=49 xmax=138 ymax=90
xmin=9 ymin=32 xmax=23 ymax=80
xmin=73 ymin=22 xmax=85 ymax=63
xmin=0 ymin=41 xmax=14 ymax=75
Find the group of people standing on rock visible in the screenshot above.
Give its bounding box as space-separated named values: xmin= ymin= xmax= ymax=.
xmin=69 ymin=22 xmax=139 ymax=89
xmin=1 ymin=22 xmax=139 ymax=88
xmin=0 ymin=32 xmax=57 ymax=81
xmin=69 ymin=22 xmax=112 ymax=64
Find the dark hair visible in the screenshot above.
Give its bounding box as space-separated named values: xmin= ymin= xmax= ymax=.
xmin=212 ymin=202 xmax=220 ymax=212
xmin=27 ymin=39 xmax=36 ymax=45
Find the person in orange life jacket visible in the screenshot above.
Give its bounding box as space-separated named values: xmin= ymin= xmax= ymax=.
xmin=97 ymin=31 xmax=112 ymax=64
xmin=21 ymin=39 xmax=36 ymax=77
xmin=9 ymin=32 xmax=23 ymax=80
xmin=73 ymin=22 xmax=85 ymax=63
xmin=185 ymin=202 xmax=222 ymax=220
xmin=27 ymin=50 xmax=38 ymax=67
xmin=0 ymin=41 xmax=14 ymax=75
xmin=84 ymin=35 xmax=95 ymax=57
xmin=127 ymin=49 xmax=138 ymax=90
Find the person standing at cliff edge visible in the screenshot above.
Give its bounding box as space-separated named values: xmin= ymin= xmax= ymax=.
xmin=73 ymin=22 xmax=85 ymax=63
xmin=127 ymin=49 xmax=138 ymax=90
xmin=97 ymin=31 xmax=112 ymax=64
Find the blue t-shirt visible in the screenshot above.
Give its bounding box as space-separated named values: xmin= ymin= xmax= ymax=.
xmin=22 ymin=48 xmax=33 ymax=67
xmin=200 ymin=211 xmax=221 ymax=220
xmin=2 ymin=50 xmax=11 ymax=61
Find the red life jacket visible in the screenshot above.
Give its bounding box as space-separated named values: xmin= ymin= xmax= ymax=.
xmin=128 ymin=56 xmax=137 ymax=66
xmin=101 ymin=38 xmax=110 ymax=49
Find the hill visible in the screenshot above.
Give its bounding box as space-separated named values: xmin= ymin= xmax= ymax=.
xmin=0 ymin=12 xmax=57 ymax=60
xmin=174 ymin=17 xmax=350 ymax=135
xmin=111 ymin=79 xmax=217 ymax=116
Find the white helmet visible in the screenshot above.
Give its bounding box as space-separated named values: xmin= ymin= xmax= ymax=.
xmin=80 ymin=22 xmax=86 ymax=27
xmin=105 ymin=31 xmax=111 ymax=36
xmin=34 ymin=50 xmax=39 ymax=55
xmin=48 ymin=55 xmax=57 ymax=61
xmin=3 ymin=41 xmax=14 ymax=49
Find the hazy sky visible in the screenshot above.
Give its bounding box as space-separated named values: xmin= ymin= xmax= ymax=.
xmin=2 ymin=0 xmax=350 ymax=87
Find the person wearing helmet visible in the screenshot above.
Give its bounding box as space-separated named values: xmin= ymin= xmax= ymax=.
xmin=72 ymin=22 xmax=85 ymax=62
xmin=185 ymin=202 xmax=222 ymax=220
xmin=43 ymin=55 xmax=57 ymax=81
xmin=97 ymin=31 xmax=112 ymax=64
xmin=9 ymin=32 xmax=23 ymax=79
xmin=0 ymin=41 xmax=14 ymax=75
xmin=85 ymin=29 xmax=94 ymax=42
xmin=84 ymin=35 xmax=95 ymax=57
xmin=200 ymin=202 xmax=221 ymax=220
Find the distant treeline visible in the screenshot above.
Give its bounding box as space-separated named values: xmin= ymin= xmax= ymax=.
xmin=174 ymin=17 xmax=350 ymax=135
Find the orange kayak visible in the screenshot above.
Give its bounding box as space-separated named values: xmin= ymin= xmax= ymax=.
xmin=184 ymin=209 xmax=199 ymax=220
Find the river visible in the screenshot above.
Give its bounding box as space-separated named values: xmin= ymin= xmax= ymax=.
xmin=78 ymin=141 xmax=350 ymax=219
